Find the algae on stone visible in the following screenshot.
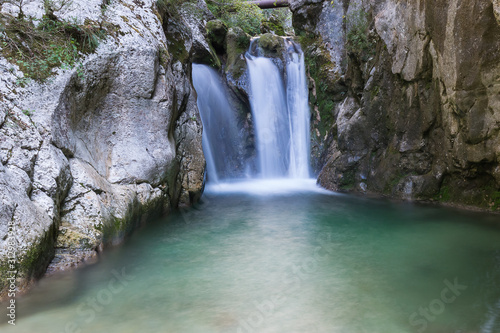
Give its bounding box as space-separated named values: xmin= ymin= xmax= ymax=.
xmin=225 ymin=27 xmax=250 ymax=79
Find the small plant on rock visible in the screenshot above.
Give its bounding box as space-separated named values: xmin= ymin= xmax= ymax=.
xmin=0 ymin=7 xmax=109 ymax=83
xmin=206 ymin=0 xmax=263 ymax=36
xmin=345 ymin=6 xmax=375 ymax=61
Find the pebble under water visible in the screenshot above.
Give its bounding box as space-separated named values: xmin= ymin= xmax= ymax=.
xmin=1 ymin=180 xmax=500 ymax=333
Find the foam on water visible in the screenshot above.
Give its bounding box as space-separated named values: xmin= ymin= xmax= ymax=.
xmin=204 ymin=178 xmax=334 ymax=196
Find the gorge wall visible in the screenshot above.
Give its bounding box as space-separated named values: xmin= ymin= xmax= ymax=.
xmin=2 ymin=0 xmax=500 ymax=298
xmin=0 ymin=0 xmax=209 ymax=295
xmin=291 ymin=0 xmax=500 ymax=211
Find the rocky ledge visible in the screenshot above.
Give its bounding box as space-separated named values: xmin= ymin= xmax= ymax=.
xmin=0 ymin=0 xmax=212 ymax=297
xmin=291 ymin=0 xmax=500 ymax=212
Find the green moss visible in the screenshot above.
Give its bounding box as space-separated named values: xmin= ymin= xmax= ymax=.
xmin=206 ymin=19 xmax=228 ymax=53
xmin=207 ymin=0 xmax=263 ymax=36
xmin=260 ymin=19 xmax=285 ymax=36
xmin=383 ymin=172 xmax=403 ymax=195
xmin=434 ymin=176 xmax=500 ymax=211
xmin=164 ymin=25 xmax=189 ymax=63
xmin=158 ymin=46 xmax=170 ymax=68
xmin=0 ymin=260 xmax=12 ymax=292
xmin=370 ymin=85 xmax=380 ymax=99
xmin=257 ymin=33 xmax=284 ymax=55
xmin=0 ymin=221 xmax=57 ymax=293
xmin=98 ymin=195 xmax=166 ymax=246
xmin=300 ymin=35 xmax=341 ymax=138
xmin=57 ymin=226 xmax=94 ymax=249
xmin=435 ymin=184 xmax=451 ymax=202
xmin=225 ymin=27 xmax=250 ymax=79
xmin=492 ymin=191 xmax=500 ymax=211
xmin=339 ymin=170 xmax=356 ymax=191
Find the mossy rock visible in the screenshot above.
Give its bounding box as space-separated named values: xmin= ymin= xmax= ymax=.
xmin=1 ymin=222 xmax=57 ymax=296
xmin=434 ymin=175 xmax=500 ymax=211
xmin=164 ymin=19 xmax=190 ymax=63
xmin=206 ymin=19 xmax=228 ymax=54
xmin=226 ymin=27 xmax=251 ymax=79
xmin=257 ymin=33 xmax=285 ymax=55
xmin=260 ymin=17 xmax=285 ymax=36
xmin=56 ymin=225 xmax=97 ymax=250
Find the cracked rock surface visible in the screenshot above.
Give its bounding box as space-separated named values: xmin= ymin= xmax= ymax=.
xmin=0 ymin=0 xmax=210 ymax=295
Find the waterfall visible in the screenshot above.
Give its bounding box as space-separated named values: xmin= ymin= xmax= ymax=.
xmin=246 ymin=39 xmax=310 ymax=179
xmin=246 ymin=56 xmax=290 ymax=178
xmin=193 ymin=38 xmax=311 ymax=186
xmin=192 ymin=64 xmax=245 ymax=183
xmin=285 ymin=43 xmax=311 ymax=178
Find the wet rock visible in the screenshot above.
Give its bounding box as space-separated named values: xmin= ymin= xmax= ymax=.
xmin=257 ymin=33 xmax=285 ymax=56
xmin=206 ymin=19 xmax=228 ymax=53
xmin=260 ymin=16 xmax=286 ymax=36
xmin=226 ymin=27 xmax=251 ymax=79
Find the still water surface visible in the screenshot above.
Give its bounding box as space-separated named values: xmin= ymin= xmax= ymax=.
xmin=2 ymin=180 xmax=500 ymax=333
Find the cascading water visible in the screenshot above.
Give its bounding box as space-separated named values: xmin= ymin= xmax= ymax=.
xmin=245 ymin=56 xmax=291 ymax=178
xmin=192 ymin=64 xmax=246 ymax=183
xmin=193 ymin=37 xmax=311 ymax=188
xmin=246 ymin=38 xmax=310 ymax=179
xmin=285 ymin=42 xmax=311 ymax=178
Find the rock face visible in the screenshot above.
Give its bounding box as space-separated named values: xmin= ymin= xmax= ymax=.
xmin=0 ymin=0 xmax=209 ymax=295
xmin=290 ymin=0 xmax=500 ymax=211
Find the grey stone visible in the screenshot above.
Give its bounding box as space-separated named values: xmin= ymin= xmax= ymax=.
xmin=294 ymin=0 xmax=500 ymax=209
xmin=33 ymin=141 xmax=72 ymax=203
xmin=0 ymin=0 xmax=207 ymax=295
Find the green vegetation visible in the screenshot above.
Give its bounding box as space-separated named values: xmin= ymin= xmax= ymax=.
xmin=225 ymin=26 xmax=250 ymax=77
xmin=18 ymin=222 xmax=57 ymax=283
xmin=155 ymin=0 xmax=172 ymax=14
xmin=384 ymin=172 xmax=405 ymax=195
xmin=257 ymin=32 xmax=284 ymax=54
xmin=345 ymin=7 xmax=375 ymax=61
xmin=22 ymin=109 xmax=33 ymax=116
xmin=207 ymin=0 xmax=263 ymax=36
xmin=42 ymin=0 xmax=73 ymax=20
xmin=157 ymin=0 xmax=290 ymax=37
xmin=299 ymin=34 xmax=340 ymax=138
xmin=435 ymin=176 xmax=500 ymax=212
xmin=261 ymin=8 xmax=291 ymax=36
xmin=206 ymin=19 xmax=228 ymax=52
xmin=0 ymin=0 xmax=110 ymax=83
xmin=338 ymin=169 xmax=356 ymax=191
xmin=156 ymin=0 xmax=204 ymax=19
xmin=492 ymin=191 xmax=500 ymax=211
xmin=370 ymin=85 xmax=380 ymax=99
xmin=436 ymin=184 xmax=451 ymax=202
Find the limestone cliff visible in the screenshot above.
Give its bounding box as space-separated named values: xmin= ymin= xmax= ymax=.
xmin=0 ymin=0 xmax=209 ymax=295
xmin=291 ymin=0 xmax=500 ymax=211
